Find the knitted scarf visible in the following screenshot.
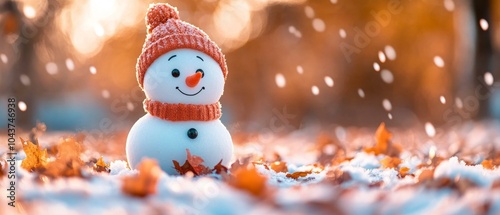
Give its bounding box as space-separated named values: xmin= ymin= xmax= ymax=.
xmin=143 ymin=99 xmax=221 ymax=121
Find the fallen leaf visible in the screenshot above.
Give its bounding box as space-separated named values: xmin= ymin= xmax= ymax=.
xmin=326 ymin=168 xmax=352 ymax=185
xmin=173 ymin=160 xmax=196 ymax=175
xmin=94 ymin=156 xmax=110 ymax=173
xmin=213 ymin=160 xmax=229 ymax=174
xmin=122 ymin=158 xmax=162 ymax=197
xmin=230 ymin=167 xmax=267 ymax=196
xmin=416 ymin=168 xmax=435 ymax=183
xmin=481 ymin=159 xmax=494 ymax=170
xmin=380 ymin=156 xmax=402 ymax=169
xmin=173 ymin=149 xmax=211 ymax=176
xmin=364 ymin=123 xmax=402 ymax=157
xmin=399 ymin=167 xmax=410 ymax=177
xmin=42 ymin=137 xmax=85 ymax=177
xmin=230 ymin=156 xmax=252 ymax=173
xmin=286 ymin=171 xmax=312 ymax=179
xmin=270 ymin=161 xmax=288 ymax=173
xmin=186 ymin=149 xmax=211 ymax=175
xmin=20 ymin=137 xmax=48 ymax=171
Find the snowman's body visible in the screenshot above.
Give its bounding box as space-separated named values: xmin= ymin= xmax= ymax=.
xmin=126 ymin=48 xmax=233 ymax=174
xmin=127 ymin=114 xmax=232 ymax=174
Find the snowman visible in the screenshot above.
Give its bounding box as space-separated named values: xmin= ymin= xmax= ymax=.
xmin=126 ymin=3 xmax=233 ymax=174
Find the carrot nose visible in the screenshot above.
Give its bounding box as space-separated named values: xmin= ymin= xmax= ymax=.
xmin=185 ymin=72 xmax=202 ymax=88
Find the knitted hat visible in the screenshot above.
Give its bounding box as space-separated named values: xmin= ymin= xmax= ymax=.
xmin=136 ymin=3 xmax=228 ymax=89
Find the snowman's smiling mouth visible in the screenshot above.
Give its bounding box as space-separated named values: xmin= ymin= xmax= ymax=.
xmin=176 ymin=86 xmax=205 ymax=96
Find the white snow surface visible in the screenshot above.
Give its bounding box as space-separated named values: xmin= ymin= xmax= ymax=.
xmin=2 ymin=122 xmax=500 ymax=214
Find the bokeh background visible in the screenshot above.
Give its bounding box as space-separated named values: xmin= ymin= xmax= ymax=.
xmin=1 ymin=0 xmax=499 ymax=135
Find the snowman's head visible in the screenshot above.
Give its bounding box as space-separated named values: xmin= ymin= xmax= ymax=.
xmin=143 ymin=48 xmax=225 ymax=104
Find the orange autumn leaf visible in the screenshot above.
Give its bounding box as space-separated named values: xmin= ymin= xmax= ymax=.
xmin=42 ymin=137 xmax=85 ymax=178
xmin=186 ymin=149 xmax=211 ymax=175
xmin=122 ymin=158 xmax=162 ymax=197
xmin=286 ymin=171 xmax=313 ymax=179
xmin=173 ymin=149 xmax=211 ymax=175
xmin=173 ymin=160 xmax=197 ymax=175
xmin=230 ymin=167 xmax=267 ymax=196
xmin=399 ymin=167 xmax=410 ymax=177
xmin=213 ymin=160 xmax=229 ymax=174
xmin=364 ymin=123 xmax=402 ymax=157
xmin=94 ymin=156 xmax=110 ymax=173
xmin=417 ymin=169 xmax=435 ymax=183
xmin=481 ymin=160 xmax=495 ymax=170
xmin=380 ymin=156 xmax=402 ymax=169
xmin=20 ymin=137 xmax=48 ymax=171
xmin=270 ymin=161 xmax=288 ymax=173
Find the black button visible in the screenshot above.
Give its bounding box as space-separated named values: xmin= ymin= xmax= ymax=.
xmin=187 ymin=128 xmax=198 ymax=139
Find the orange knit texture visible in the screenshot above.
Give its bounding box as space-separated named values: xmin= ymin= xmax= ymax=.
xmin=144 ymin=99 xmax=222 ymax=121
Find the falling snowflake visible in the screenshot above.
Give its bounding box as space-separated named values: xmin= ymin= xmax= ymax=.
xmin=433 ymin=56 xmax=445 ymax=68
xmin=296 ymin=65 xmax=304 ymax=74
xmin=23 ymin=5 xmax=36 ymax=19
xmin=90 ymin=66 xmax=97 ymax=75
xmin=66 ymin=58 xmax=75 ymax=71
xmin=425 ymin=122 xmax=436 ymax=137
xmin=378 ymin=51 xmax=386 ymax=63
xmin=275 ymin=73 xmax=286 ymax=88
xmin=102 ymin=90 xmax=110 ymax=99
xmin=444 ymin=0 xmax=455 ymax=11
xmin=384 ymin=45 xmax=396 ymax=60
xmin=388 ymin=113 xmax=393 ymax=120
xmin=380 ymin=69 xmax=394 ymax=84
xmin=324 ymin=76 xmax=334 ymax=87
xmin=479 ymin=19 xmax=489 ymax=31
xmin=382 ymin=99 xmax=392 ymax=111
xmin=455 ymin=97 xmax=463 ymax=109
xmin=18 ymin=101 xmax=27 ymax=112
xmin=288 ymin=26 xmax=302 ymax=38
xmin=440 ymin=96 xmax=446 ymax=104
xmin=484 ymin=72 xmax=494 ymax=86
xmin=373 ymin=62 xmax=380 ymax=72
xmin=312 ymin=18 xmax=326 ymax=32
xmin=339 ymin=29 xmax=346 ymax=38
xmin=304 ymin=6 xmax=315 ymax=18
xmin=311 ymin=86 xmax=320 ymax=95
xmin=358 ymin=88 xmax=365 ymax=98
xmin=0 ymin=53 xmax=7 ymax=64
xmin=46 ymin=62 xmax=58 ymax=75
xmin=127 ymin=102 xmax=135 ymax=111
xmin=20 ymin=74 xmax=31 ymax=86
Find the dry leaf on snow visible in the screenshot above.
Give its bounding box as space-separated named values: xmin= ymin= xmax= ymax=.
xmin=20 ymin=137 xmax=48 ymax=171
xmin=380 ymin=156 xmax=402 ymax=169
xmin=42 ymin=137 xmax=85 ymax=178
xmin=173 ymin=149 xmax=212 ymax=176
xmin=364 ymin=123 xmax=402 ymax=157
xmin=213 ymin=160 xmax=229 ymax=174
xmin=230 ymin=167 xmax=267 ymax=196
xmin=122 ymin=158 xmax=162 ymax=197
xmin=94 ymin=156 xmax=110 ymax=173
xmin=481 ymin=160 xmax=495 ymax=170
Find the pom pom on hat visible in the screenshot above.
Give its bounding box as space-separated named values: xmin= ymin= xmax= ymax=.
xmin=146 ymin=3 xmax=179 ymax=34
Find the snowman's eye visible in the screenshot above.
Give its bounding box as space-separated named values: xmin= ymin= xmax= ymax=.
xmin=196 ymin=69 xmax=204 ymax=78
xmin=171 ymin=69 xmax=180 ymax=78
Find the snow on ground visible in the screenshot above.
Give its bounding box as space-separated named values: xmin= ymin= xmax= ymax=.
xmin=1 ymin=121 xmax=500 ymax=215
